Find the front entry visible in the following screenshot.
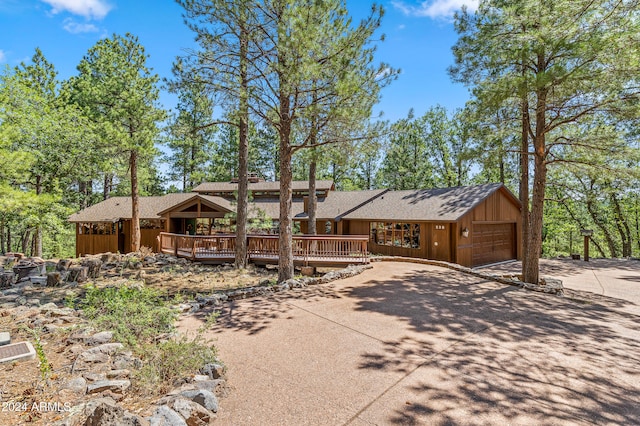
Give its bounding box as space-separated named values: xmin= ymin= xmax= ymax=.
xmin=429 ymin=223 xmax=451 ymax=262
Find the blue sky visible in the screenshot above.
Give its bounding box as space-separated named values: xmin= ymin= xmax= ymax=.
xmin=0 ymin=0 xmax=478 ymax=122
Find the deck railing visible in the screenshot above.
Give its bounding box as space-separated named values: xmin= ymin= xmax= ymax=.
xmin=159 ymin=233 xmax=237 ymax=260
xmin=248 ymin=235 xmax=369 ymax=266
xmin=158 ymin=233 xmax=369 ymax=266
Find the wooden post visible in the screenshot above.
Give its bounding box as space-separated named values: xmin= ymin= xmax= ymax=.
xmin=580 ymin=229 xmax=593 ymax=262
xmin=584 ymin=235 xmax=590 ymax=262
xmin=173 ymin=234 xmax=178 ymax=257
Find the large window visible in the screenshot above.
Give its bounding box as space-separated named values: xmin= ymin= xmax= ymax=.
xmin=140 ymin=219 xmax=164 ymax=230
xmin=370 ymin=222 xmax=420 ymax=249
xmin=78 ymin=222 xmax=116 ymax=235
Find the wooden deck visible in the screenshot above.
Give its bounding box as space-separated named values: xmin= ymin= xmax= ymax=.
xmin=158 ymin=233 xmax=369 ymax=267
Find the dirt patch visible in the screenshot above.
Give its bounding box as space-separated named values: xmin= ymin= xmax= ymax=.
xmin=0 ymin=254 xmax=280 ymax=425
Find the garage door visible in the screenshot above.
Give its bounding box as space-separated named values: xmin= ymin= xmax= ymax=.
xmin=472 ymin=223 xmax=516 ymax=267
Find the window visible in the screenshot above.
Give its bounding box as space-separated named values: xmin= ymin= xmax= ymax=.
xmin=370 ymin=222 xmax=420 ymax=249
xmin=140 ymin=219 xmax=164 ymax=230
xmin=325 ymin=221 xmax=332 ymax=234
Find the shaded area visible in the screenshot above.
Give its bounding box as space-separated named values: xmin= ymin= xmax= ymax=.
xmin=179 ymin=262 xmax=640 ymax=425
xmin=347 ymin=268 xmax=640 ymax=425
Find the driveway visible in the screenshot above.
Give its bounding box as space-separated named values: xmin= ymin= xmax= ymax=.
xmin=178 ymin=261 xmax=640 ymax=425
xmin=480 ymin=257 xmax=640 ymax=308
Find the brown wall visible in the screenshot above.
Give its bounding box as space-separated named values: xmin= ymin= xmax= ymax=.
xmin=141 ymin=229 xmax=161 ymax=252
xmin=342 ymin=189 xmax=520 ymax=267
xmin=76 ymin=224 xmax=118 ymax=257
xmin=455 ymin=188 xmax=521 ymax=267
xmin=300 ymin=219 xmax=339 ymax=235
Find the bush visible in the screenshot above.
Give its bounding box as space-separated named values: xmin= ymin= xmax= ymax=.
xmin=80 ymin=284 xmax=176 ymax=348
xmin=78 ymin=283 xmax=219 ymax=395
xmin=135 ymin=336 xmax=218 ymax=394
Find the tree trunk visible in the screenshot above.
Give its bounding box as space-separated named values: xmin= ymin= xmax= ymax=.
xmin=522 ymin=79 xmax=547 ymax=285
xmin=79 ymin=181 xmax=87 ymax=210
xmin=586 ymin=197 xmax=619 ymax=257
xmin=0 ymin=220 xmax=5 ymax=254
xmin=558 ymin=198 xmax=607 ymax=257
xmin=308 ymin=152 xmax=318 ymax=236
xmin=21 ymin=229 xmax=32 ymax=255
xmin=611 ymin=191 xmax=632 ymax=257
xmin=103 ymin=174 xmax=113 ymax=200
xmin=519 ymin=53 xmax=530 ymax=279
xmin=278 ymin=139 xmax=294 ymax=282
xmin=235 ymin=18 xmax=249 ymax=269
xmin=130 ymin=150 xmax=141 ymax=252
xmin=34 ymin=175 xmax=43 ymax=257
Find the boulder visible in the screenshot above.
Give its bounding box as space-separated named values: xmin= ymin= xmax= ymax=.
xmin=0 ymin=272 xmax=15 ymax=288
xmin=67 ymin=266 xmax=88 ymax=283
xmin=83 ymin=397 xmax=148 ymax=426
xmin=148 ymin=406 xmax=187 ymax=426
xmin=13 ymin=264 xmax=41 ymax=281
xmin=29 ymin=277 xmax=48 ymax=286
xmin=86 ymin=331 xmax=114 ymax=346
xmin=82 ymin=258 xmax=103 ymax=279
xmin=77 ymin=343 xmax=124 ymax=364
xmin=62 ymin=377 xmax=87 ymax=395
xmin=170 ymin=397 xmax=212 ymax=426
xmin=179 ymin=389 xmax=218 ymax=413
xmin=56 ymin=259 xmax=73 ymax=271
xmin=47 ymin=272 xmax=63 ymax=287
xmin=200 ymin=363 xmax=225 ymax=380
xmin=87 ymin=379 xmax=131 ymax=394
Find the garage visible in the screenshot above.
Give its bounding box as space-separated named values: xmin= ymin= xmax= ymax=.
xmin=472 ymin=223 xmax=516 ymax=266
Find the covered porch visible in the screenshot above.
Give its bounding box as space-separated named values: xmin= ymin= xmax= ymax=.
xmin=158 ymin=232 xmax=370 ymax=267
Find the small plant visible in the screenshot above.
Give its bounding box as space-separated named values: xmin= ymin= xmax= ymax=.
xmin=134 ymin=335 xmax=217 ymax=394
xmin=30 ymin=329 xmax=52 ymax=382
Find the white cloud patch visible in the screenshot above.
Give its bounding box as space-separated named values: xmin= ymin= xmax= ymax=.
xmin=40 ymin=0 xmax=111 ymax=20
xmin=0 ymin=50 xmax=6 ymax=63
xmin=63 ymin=18 xmax=99 ymax=33
xmin=392 ymin=0 xmax=478 ymax=19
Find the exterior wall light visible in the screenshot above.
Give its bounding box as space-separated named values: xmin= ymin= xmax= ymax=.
xmin=461 ymin=227 xmax=470 ymax=238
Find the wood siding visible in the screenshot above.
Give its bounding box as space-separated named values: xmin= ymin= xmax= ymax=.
xmin=456 ymin=188 xmax=521 ymax=267
xmin=76 ymin=224 xmax=118 ymax=257
xmin=141 ymin=229 xmax=161 ymax=252
xmin=344 ymin=188 xmax=520 ymax=268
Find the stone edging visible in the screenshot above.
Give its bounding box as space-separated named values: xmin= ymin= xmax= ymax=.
xmin=371 ymin=256 xmax=564 ymax=295
xmin=191 ymin=264 xmax=374 ymax=311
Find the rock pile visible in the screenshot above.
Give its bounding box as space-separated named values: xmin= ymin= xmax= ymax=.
xmin=0 ymin=287 xmax=225 ymax=425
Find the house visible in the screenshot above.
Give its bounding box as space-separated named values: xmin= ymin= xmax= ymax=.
xmin=69 ymin=179 xmax=521 ymax=267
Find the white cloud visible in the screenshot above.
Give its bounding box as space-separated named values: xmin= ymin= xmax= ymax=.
xmin=40 ymin=0 xmax=112 ymax=20
xmin=398 ymin=24 xmax=406 ymax=30
xmin=0 ymin=50 xmax=5 ymax=63
xmin=63 ymin=18 xmax=99 ymax=33
xmin=392 ymin=0 xmax=479 ymax=19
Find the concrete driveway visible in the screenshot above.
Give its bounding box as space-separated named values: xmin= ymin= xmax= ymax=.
xmin=481 ymin=258 xmax=640 ymax=308
xmin=178 ymin=261 xmax=640 ymax=425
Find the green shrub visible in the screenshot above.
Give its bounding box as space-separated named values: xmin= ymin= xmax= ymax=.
xmin=78 ymin=283 xmax=219 ymax=396
xmin=80 ymin=284 xmax=176 ymax=349
xmin=135 ymin=336 xmax=218 ymax=394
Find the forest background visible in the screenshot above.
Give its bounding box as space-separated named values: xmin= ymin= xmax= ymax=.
xmin=1 ymin=0 xmax=639 ymax=271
